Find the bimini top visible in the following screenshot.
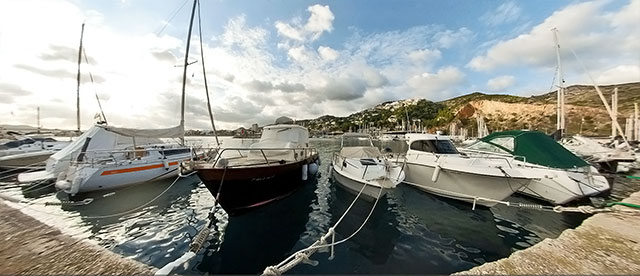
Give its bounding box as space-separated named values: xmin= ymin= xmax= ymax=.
xmin=468 ymin=130 xmax=588 ymax=169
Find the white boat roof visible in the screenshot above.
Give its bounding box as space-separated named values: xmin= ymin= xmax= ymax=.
xmin=259 ymin=124 xmax=309 ymax=144
xmin=405 ymin=133 xmax=452 ymax=143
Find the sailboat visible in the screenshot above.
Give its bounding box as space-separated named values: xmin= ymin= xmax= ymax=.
xmin=51 ymin=18 xmax=200 ymax=194
xmin=0 ymin=110 xmax=71 ymax=170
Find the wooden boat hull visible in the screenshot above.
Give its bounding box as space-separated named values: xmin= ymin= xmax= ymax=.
xmin=196 ymin=155 xmax=318 ymax=216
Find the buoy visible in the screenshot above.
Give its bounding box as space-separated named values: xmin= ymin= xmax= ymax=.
xmin=302 ymin=164 xmax=308 ymax=180
xmin=308 ymin=162 xmax=319 ymax=175
xmin=431 ymin=165 xmax=441 ymax=182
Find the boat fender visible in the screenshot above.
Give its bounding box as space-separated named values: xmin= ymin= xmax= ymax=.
xmin=302 ymin=164 xmax=308 ymax=180
xmin=163 ymin=159 xmax=170 ymax=170
xmin=432 ymin=165 xmax=441 ymax=182
xmin=55 ymin=180 xmax=71 ymax=191
xmin=70 ymin=176 xmax=83 ymax=195
xmin=308 ymin=162 xmax=319 ymax=175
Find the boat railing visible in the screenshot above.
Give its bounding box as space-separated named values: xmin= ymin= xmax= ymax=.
xmin=70 ymin=146 xmax=191 ymax=168
xmin=207 ymin=147 xmax=318 ymax=168
xmin=460 ymin=148 xmax=528 ymax=167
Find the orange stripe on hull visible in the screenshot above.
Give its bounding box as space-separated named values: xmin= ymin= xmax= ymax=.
xmin=101 ymin=161 xmax=179 ymax=176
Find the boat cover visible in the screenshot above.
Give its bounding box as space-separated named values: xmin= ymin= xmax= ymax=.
xmin=479 ymin=130 xmax=588 ymax=169
xmin=340 ymin=146 xmax=382 ymax=158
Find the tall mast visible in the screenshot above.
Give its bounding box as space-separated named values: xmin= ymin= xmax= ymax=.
xmin=37 ymin=106 xmax=40 ymax=134
xmin=612 ymin=87 xmax=618 ymax=137
xmin=179 ymin=0 xmax=198 ymax=145
xmin=196 ymin=0 xmax=220 ymax=146
xmin=76 ymin=23 xmax=85 ymax=133
xmin=552 ymin=28 xmax=565 ymax=135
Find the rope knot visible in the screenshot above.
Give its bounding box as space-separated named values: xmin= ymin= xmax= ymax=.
xmin=262 ymin=266 xmax=282 ymax=276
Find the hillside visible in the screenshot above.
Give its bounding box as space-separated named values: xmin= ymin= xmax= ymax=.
xmin=301 ymin=82 xmax=640 ymax=136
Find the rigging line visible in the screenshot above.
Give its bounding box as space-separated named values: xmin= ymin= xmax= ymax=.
xmin=82 ymin=48 xmax=108 ymax=125
xmin=155 ymin=0 xmax=190 ymax=36
xmin=196 ymin=0 xmax=220 ymax=146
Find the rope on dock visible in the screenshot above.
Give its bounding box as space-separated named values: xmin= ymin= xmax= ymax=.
xmin=155 ymin=166 xmax=227 ymax=276
xmin=262 ymin=183 xmax=383 ymax=276
xmin=471 ymin=196 xmax=640 ymax=215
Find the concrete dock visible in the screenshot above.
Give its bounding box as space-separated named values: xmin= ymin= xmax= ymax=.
xmin=0 ymin=201 xmax=156 ymax=275
xmin=456 ymin=191 xmax=640 ymax=275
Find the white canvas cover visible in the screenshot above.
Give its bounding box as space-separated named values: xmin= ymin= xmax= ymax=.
xmin=340 ymin=146 xmax=382 ymax=158
xmin=259 ymin=125 xmax=309 ymax=145
xmin=246 ymin=124 xmax=310 ymax=161
xmin=103 ymin=124 xmax=184 ymax=138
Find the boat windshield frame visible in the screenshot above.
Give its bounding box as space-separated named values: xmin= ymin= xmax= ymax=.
xmin=409 ymin=138 xmax=459 ymax=154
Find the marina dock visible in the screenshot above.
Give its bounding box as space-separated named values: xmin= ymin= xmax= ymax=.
xmin=0 ymin=201 xmax=156 ymax=275
xmin=456 ymin=190 xmax=640 ymax=275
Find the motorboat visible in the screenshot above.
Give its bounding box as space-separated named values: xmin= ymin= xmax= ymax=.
xmin=53 ymin=124 xmax=192 ymax=194
xmin=561 ymin=135 xmax=636 ymax=173
xmin=462 ymin=130 xmax=610 ymax=205
xmin=399 ymin=133 xmax=530 ymax=207
xmin=186 ymin=117 xmax=320 ymax=216
xmin=331 ymin=133 xmax=404 ymax=200
xmin=0 ymin=134 xmax=70 ymax=169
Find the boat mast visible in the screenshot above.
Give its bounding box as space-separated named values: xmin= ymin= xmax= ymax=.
xmin=179 ymin=0 xmax=198 ymax=145
xmin=37 ymin=106 xmax=40 ymax=134
xmin=76 ymin=23 xmax=85 ymax=134
xmin=552 ymin=28 xmax=565 ymax=136
xmin=612 ymin=87 xmax=618 ymax=137
xmin=196 ymin=0 xmax=220 ymax=146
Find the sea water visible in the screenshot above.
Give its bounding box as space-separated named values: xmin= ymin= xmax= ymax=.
xmin=1 ymin=136 xmax=638 ymax=274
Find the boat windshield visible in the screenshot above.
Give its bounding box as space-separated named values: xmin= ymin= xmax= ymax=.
xmin=342 ymin=136 xmax=373 ymax=147
xmin=410 ymin=139 xmax=459 ymax=154
xmin=465 ymin=140 xmax=510 ymax=154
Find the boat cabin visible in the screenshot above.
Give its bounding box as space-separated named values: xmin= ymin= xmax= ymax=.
xmin=406 ymin=134 xmax=459 ymax=154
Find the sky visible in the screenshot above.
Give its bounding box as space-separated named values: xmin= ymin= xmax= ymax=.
xmin=0 ymin=0 xmax=639 ymax=131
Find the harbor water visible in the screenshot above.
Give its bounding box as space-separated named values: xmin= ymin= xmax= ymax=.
xmin=1 ymin=137 xmax=639 ymax=274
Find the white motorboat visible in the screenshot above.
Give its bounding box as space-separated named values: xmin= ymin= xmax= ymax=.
xmin=400 ymin=133 xmax=530 ymax=207
xmin=54 ymin=125 xmax=192 ymax=194
xmin=561 ymin=135 xmax=636 ymax=173
xmin=462 ymin=130 xmax=610 ymax=205
xmin=331 ymin=133 xmax=405 ymax=200
xmin=0 ymin=135 xmax=70 ymax=169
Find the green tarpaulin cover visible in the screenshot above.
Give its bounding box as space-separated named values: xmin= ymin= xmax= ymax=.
xmin=480 ymin=130 xmax=588 ymax=169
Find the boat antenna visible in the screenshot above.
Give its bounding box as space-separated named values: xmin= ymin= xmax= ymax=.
xmin=179 ymin=0 xmax=198 ymax=145
xmin=197 ymin=0 xmax=220 ymax=146
xmin=82 ymin=48 xmax=108 ymax=125
xmin=76 ymin=22 xmax=85 ymax=134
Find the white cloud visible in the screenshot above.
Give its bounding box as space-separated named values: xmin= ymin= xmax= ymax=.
xmin=318 ymin=46 xmax=339 ymax=61
xmin=407 ymin=49 xmax=441 ymax=64
xmin=487 ymin=75 xmax=516 ymax=91
xmin=468 ymin=0 xmax=639 ymax=77
xmin=595 ymin=65 xmax=640 ymax=84
xmin=480 ymin=2 xmax=522 ymax=26
xmin=406 ymin=66 xmax=466 ymax=100
xmin=274 ymin=4 xmax=334 ymax=43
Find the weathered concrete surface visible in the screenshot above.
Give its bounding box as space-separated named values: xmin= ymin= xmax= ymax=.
xmin=456 ymin=191 xmax=640 ymax=275
xmin=0 ymin=201 xmax=156 ymax=275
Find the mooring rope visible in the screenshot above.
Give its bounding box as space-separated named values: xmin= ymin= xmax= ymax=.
xmin=262 ymin=182 xmax=384 ymax=276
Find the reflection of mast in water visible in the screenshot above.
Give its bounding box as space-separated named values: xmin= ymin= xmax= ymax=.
xmin=197 ymin=177 xmax=317 ymax=274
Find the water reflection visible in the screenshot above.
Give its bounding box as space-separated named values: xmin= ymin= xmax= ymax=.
xmin=196 ymin=176 xmax=317 ymax=274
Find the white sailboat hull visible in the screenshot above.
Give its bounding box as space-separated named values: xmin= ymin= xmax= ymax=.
xmin=56 ymin=150 xmax=191 ymax=194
